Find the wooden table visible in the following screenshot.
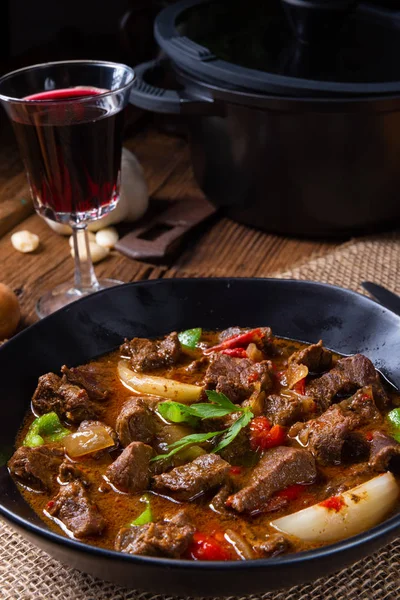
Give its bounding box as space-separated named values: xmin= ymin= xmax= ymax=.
xmin=0 ymin=112 xmax=343 ymax=330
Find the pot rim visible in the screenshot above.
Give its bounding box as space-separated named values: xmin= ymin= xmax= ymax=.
xmin=155 ymin=0 xmax=400 ymax=98
xmin=174 ymin=63 xmax=400 ymax=112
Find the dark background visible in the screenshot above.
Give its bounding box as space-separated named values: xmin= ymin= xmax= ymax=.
xmin=0 ymin=0 xmax=177 ymax=75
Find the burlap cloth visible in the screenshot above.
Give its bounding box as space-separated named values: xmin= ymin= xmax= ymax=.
xmin=2 ymin=231 xmax=400 ymax=600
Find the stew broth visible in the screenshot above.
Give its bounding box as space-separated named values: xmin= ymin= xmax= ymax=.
xmin=10 ymin=329 xmax=400 ymax=561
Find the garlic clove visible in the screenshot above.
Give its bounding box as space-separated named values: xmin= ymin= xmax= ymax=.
xmin=95 ymin=227 xmax=119 ymax=249
xmin=70 ymin=241 xmax=109 ymax=264
xmin=11 ymin=230 xmax=40 ymax=253
xmin=68 ymin=231 xmax=96 ymax=250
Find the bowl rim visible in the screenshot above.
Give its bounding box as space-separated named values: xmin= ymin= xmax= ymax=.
xmin=1 ymin=276 xmax=400 ymax=570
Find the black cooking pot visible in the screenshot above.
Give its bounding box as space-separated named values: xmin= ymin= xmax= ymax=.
xmin=129 ymin=0 xmax=400 ymax=237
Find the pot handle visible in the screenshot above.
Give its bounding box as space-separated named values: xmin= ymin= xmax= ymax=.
xmin=130 ymin=59 xmax=215 ymax=115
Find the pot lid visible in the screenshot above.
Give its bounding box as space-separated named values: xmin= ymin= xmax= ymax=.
xmin=155 ymin=0 xmax=400 ymax=96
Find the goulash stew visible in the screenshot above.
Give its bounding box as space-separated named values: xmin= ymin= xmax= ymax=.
xmin=8 ymin=327 xmax=400 ymax=561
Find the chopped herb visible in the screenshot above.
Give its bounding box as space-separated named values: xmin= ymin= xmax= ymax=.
xmin=213 ymin=410 xmax=253 ymax=453
xmin=205 ymin=390 xmax=240 ymax=412
xmin=153 ymin=390 xmax=254 ymax=461
xmin=151 ymin=431 xmax=223 ymax=462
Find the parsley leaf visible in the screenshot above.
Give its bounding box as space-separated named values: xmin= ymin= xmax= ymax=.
xmin=151 ymin=431 xmax=223 ymax=462
xmin=205 ymin=390 xmax=239 ymax=412
xmin=213 ymin=410 xmax=253 ymax=453
xmin=153 ymin=390 xmax=255 ymax=462
xmin=157 ymin=400 xmax=233 ymax=424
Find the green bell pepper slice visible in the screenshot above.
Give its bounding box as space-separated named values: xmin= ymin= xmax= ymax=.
xmin=178 ymin=327 xmax=202 ymax=349
xmin=130 ymin=494 xmax=153 ymax=526
xmin=23 ymin=412 xmax=70 ymax=447
xmin=387 ymin=408 xmax=400 ymax=443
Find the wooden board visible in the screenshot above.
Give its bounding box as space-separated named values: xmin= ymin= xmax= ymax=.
xmin=0 ymin=123 xmax=342 ymax=328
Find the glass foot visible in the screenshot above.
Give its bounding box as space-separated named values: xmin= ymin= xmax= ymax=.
xmin=36 ymin=278 xmax=123 ymax=319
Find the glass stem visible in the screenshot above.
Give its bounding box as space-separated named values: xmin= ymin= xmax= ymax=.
xmin=71 ymin=224 xmax=99 ymax=292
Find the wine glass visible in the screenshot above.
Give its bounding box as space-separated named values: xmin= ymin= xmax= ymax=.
xmin=0 ymin=60 xmax=135 ymax=318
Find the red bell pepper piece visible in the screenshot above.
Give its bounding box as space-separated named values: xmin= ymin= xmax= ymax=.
xmin=204 ymin=328 xmax=263 ymax=355
xmin=229 ymin=466 xmax=243 ymax=476
xmin=188 ymin=532 xmax=231 ymax=561
xmin=293 ymin=377 xmax=306 ymax=396
xmin=249 ymin=417 xmax=286 ymax=451
xmin=320 ymin=495 xmax=345 ymax=512
xmin=276 ymin=484 xmax=305 ymax=502
xmin=220 ymin=348 xmax=248 ymax=358
xmin=263 ymin=484 xmax=308 ymax=512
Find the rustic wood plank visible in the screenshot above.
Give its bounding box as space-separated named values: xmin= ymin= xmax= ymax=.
xmin=0 ymin=213 xmax=166 ymax=328
xmin=0 ymin=122 xmax=344 ymax=329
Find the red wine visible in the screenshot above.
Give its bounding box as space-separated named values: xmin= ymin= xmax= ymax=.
xmin=12 ymin=87 xmax=124 ymax=222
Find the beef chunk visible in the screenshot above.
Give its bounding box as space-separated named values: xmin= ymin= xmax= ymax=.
xmin=294 ymin=405 xmax=354 ymax=466
xmin=58 ymin=460 xmax=90 ymax=486
xmin=210 ymin=483 xmax=235 ymax=516
xmin=227 ymin=447 xmax=316 ymax=514
xmin=218 ymin=327 xmax=250 ymax=342
xmin=339 ymin=385 xmax=382 ymax=424
xmin=292 ymin=387 xmax=381 ymax=466
xmin=61 ymin=365 xmax=109 ymax=401
xmin=57 ymin=382 xmax=102 ymax=423
xmin=121 ymin=332 xmax=181 ymax=372
xmin=105 ymin=442 xmax=153 ymax=493
xmin=115 ymin=512 xmax=195 ymax=558
xmin=8 ymin=446 xmax=64 ymax=491
xmin=116 ymin=397 xmax=157 ymax=447
xmin=255 ymin=534 xmax=290 ymax=558
xmin=369 ymin=431 xmax=400 ymax=472
xmin=228 ymin=447 xmax=316 ymax=515
xmin=205 ymin=353 xmax=273 ymax=404
xmin=152 ymin=454 xmax=230 ymax=501
xmin=218 ymin=327 xmax=276 ymax=355
xmin=288 ymin=340 xmax=332 ymax=373
xmin=47 ymin=481 xmax=105 ymax=538
xmin=31 ymin=373 xmax=63 ymax=414
xmin=32 ymin=373 xmax=101 ymax=423
xmin=306 ymin=354 xmax=389 ymax=411
xmin=264 ymin=394 xmax=316 ymax=426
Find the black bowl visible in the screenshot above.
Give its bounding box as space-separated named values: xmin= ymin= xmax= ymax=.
xmin=1 ymin=278 xmax=400 ymax=596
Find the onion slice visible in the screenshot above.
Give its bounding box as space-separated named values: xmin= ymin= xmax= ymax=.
xmin=64 ymin=424 xmax=115 ymax=458
xmin=118 ymin=361 xmax=202 ymax=403
xmin=286 ymin=363 xmax=308 ymax=390
xmin=271 ymin=472 xmax=399 ymax=543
